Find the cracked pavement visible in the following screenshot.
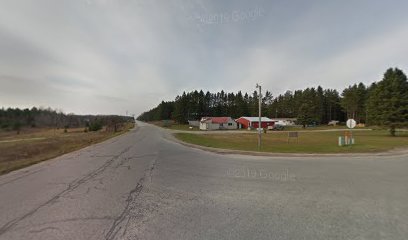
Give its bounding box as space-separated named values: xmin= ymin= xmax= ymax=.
xmin=0 ymin=121 xmax=407 ymax=239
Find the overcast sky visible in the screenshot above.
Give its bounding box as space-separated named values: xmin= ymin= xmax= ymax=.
xmin=1 ymin=0 xmax=408 ymax=116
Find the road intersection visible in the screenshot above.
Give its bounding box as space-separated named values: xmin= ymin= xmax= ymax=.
xmin=0 ymin=121 xmax=407 ymax=239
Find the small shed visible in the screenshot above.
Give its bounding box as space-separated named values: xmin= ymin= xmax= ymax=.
xmin=188 ymin=120 xmax=200 ymax=127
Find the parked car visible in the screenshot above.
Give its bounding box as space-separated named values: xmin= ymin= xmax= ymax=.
xmin=271 ymin=124 xmax=285 ymax=131
xmin=328 ymin=120 xmax=340 ymax=126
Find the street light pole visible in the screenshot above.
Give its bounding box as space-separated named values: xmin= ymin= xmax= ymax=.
xmin=256 ymin=83 xmax=262 ymax=151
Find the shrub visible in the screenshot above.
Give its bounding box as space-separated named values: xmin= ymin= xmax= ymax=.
xmin=88 ymin=121 xmax=103 ymax=131
xmin=12 ymin=121 xmax=22 ymax=134
xmin=1 ymin=122 xmax=9 ymax=129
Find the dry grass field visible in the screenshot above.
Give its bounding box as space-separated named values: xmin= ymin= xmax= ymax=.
xmin=0 ymin=123 xmax=134 ymax=175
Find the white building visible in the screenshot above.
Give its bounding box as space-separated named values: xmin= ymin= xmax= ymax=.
xmin=269 ymin=118 xmax=297 ymax=126
xmin=199 ymin=117 xmax=237 ymax=130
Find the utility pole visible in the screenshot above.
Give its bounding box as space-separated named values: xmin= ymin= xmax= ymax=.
xmin=256 ymin=83 xmax=262 ymax=151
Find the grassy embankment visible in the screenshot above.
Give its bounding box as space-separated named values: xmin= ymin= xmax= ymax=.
xmin=175 ymin=129 xmax=408 ymax=154
xmin=0 ymin=122 xmax=134 ymax=175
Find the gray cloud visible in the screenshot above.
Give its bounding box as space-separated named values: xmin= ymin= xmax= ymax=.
xmin=1 ymin=0 xmax=408 ymax=115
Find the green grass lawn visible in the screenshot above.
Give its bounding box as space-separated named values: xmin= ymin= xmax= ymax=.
xmin=175 ymin=130 xmax=408 ymax=153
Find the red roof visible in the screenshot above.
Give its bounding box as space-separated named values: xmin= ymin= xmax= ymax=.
xmin=211 ymin=117 xmax=231 ymax=124
xmin=201 ymin=117 xmax=231 ymax=124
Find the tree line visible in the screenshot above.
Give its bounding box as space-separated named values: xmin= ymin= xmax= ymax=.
xmin=137 ymin=87 xmax=344 ymax=124
xmin=138 ymin=68 xmax=408 ymax=135
xmin=0 ymin=107 xmax=134 ymax=133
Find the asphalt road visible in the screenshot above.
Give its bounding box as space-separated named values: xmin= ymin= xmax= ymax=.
xmin=0 ymin=121 xmax=407 ymax=240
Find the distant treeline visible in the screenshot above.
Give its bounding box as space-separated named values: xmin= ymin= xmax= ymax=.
xmin=138 ymin=68 xmax=408 ymax=135
xmin=0 ymin=107 xmax=134 ymax=132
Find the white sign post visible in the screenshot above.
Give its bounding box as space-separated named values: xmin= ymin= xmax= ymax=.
xmin=346 ymin=119 xmax=356 ymax=129
xmin=346 ymin=119 xmax=356 ymax=145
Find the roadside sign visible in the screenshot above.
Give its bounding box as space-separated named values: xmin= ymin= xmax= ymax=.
xmin=343 ymin=119 xmax=356 ymax=147
xmin=346 ymin=119 xmax=356 ymax=129
xmin=287 ymin=132 xmax=299 ymax=143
